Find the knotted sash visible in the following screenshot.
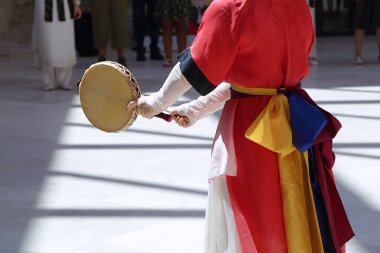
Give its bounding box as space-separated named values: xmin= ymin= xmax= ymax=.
xmin=230 ymin=84 xmax=353 ymax=253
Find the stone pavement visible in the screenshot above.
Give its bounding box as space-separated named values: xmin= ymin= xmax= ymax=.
xmin=0 ymin=36 xmax=379 ymax=253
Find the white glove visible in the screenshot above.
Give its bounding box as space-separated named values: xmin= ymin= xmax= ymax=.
xmin=170 ymin=82 xmax=231 ymax=127
xmin=127 ymin=63 xmax=191 ymax=118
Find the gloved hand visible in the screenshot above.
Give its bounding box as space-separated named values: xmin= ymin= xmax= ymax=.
xmin=127 ymin=63 xmax=191 ymax=118
xmin=169 ymin=82 xmax=231 ymax=127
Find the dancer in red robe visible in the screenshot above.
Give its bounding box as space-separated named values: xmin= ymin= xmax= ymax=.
xmin=128 ymin=0 xmax=354 ymax=251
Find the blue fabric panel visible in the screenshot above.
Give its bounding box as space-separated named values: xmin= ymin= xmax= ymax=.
xmin=288 ymin=92 xmax=327 ymax=152
xmin=308 ymin=148 xmax=336 ymax=253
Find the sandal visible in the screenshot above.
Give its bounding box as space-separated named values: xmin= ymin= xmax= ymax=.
xmin=355 ymin=55 xmax=364 ymax=65
xmin=44 ymin=85 xmax=55 ymax=91
xmin=58 ymin=85 xmax=73 ymax=91
xmin=163 ymin=58 xmax=172 ymax=67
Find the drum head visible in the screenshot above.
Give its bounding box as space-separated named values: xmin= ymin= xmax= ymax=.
xmin=79 ymin=62 xmax=140 ymax=132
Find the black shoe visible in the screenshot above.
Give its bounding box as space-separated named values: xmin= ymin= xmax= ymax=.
xmin=118 ymin=57 xmax=127 ymax=67
xmin=136 ymin=51 xmax=146 ymax=61
xmin=98 ymin=56 xmax=106 ymax=62
xmin=151 ymin=51 xmax=164 ymax=61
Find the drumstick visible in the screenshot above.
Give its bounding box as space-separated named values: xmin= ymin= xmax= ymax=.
xmin=155 ymin=112 xmax=172 ymax=122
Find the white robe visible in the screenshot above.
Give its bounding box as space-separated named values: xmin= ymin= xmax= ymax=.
xmin=32 ymin=0 xmax=77 ymax=69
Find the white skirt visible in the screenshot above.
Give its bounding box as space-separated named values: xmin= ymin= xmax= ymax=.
xmin=204 ymin=175 xmax=242 ymax=253
xmin=32 ymin=0 xmax=77 ymax=68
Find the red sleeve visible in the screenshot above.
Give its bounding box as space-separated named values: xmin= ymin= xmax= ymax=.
xmin=190 ymin=0 xmax=242 ymax=86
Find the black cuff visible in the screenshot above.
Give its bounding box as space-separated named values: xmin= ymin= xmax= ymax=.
xmin=178 ymin=48 xmax=216 ymax=96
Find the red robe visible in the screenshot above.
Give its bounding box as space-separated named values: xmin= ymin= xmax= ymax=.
xmin=179 ymin=0 xmax=354 ymax=252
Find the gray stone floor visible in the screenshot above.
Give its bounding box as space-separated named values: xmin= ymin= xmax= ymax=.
xmin=0 ymin=36 xmax=379 ymax=253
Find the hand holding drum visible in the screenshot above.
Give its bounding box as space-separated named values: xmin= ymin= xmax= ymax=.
xmin=78 ymin=61 xmax=172 ymax=132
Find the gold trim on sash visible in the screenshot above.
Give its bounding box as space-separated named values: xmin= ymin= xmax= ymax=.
xmin=230 ymin=84 xmax=286 ymax=96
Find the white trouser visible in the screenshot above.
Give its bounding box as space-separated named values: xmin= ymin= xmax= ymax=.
xmin=41 ymin=62 xmax=72 ymax=88
xmin=204 ymin=176 xmax=242 ymax=253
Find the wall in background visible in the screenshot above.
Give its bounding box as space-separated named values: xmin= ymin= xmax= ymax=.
xmin=0 ymin=0 xmax=34 ymax=45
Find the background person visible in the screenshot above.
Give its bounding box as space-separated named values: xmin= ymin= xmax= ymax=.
xmin=90 ymin=0 xmax=128 ymax=66
xmin=132 ymin=0 xmax=164 ymax=61
xmin=349 ymin=0 xmax=380 ymax=64
xmin=32 ymin=0 xmax=82 ymax=91
xmin=308 ymin=0 xmax=319 ymax=65
xmin=155 ymin=0 xmax=193 ymax=67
